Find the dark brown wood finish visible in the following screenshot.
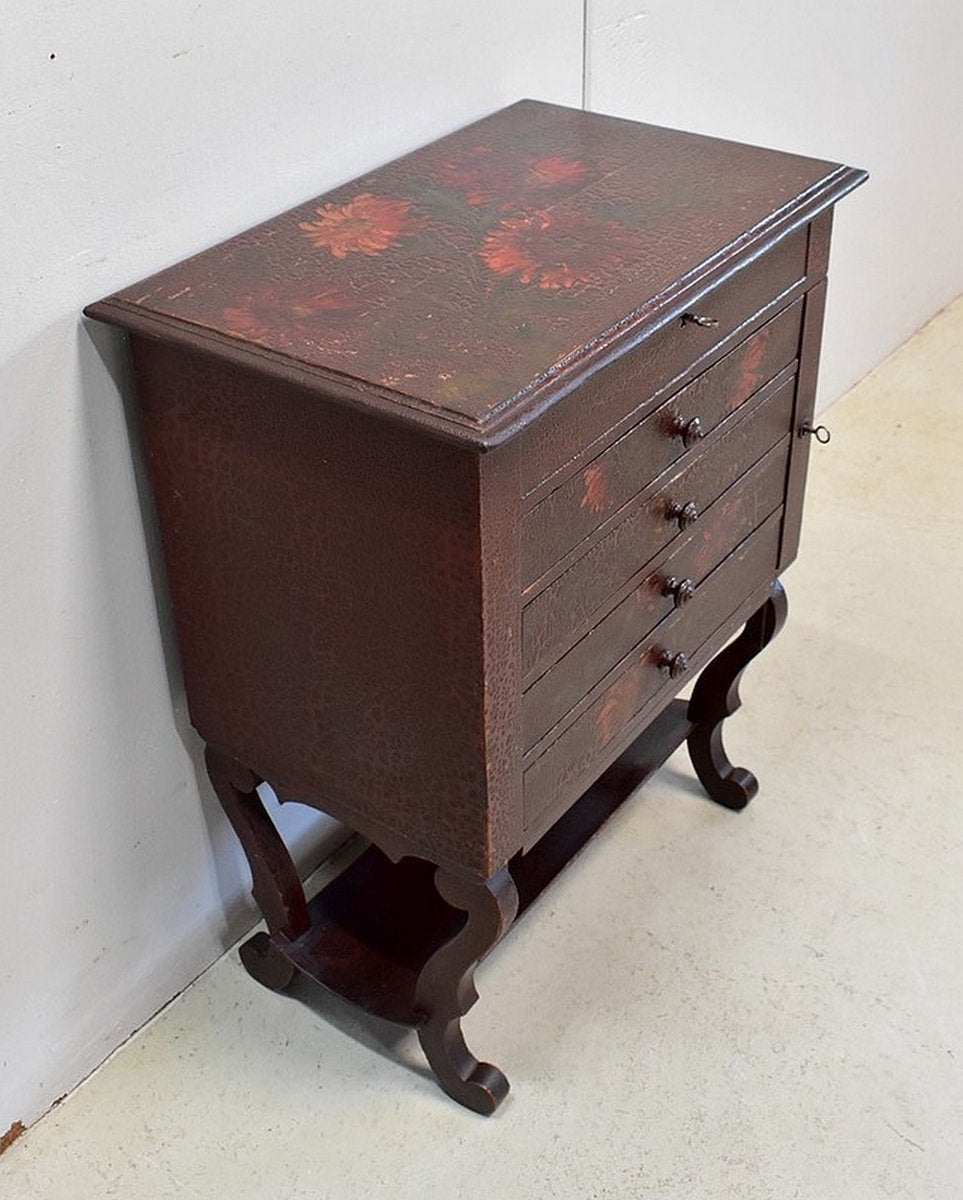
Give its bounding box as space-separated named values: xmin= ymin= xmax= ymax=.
xmin=520 ymin=300 xmax=803 ymax=584
xmin=522 ymin=520 xmax=782 ymax=832
xmin=128 ymin=338 xmax=521 ymax=881
xmin=204 ymin=748 xmax=309 ymax=942
xmin=522 ymin=505 xmax=785 ymax=750
xmin=518 ymin=228 xmax=810 ymax=496
xmin=414 ymin=866 xmax=519 ymax=1114
xmin=84 ymin=101 xmax=864 ymax=1112
xmin=687 ymin=579 xmax=789 ymax=809
xmin=85 ymin=102 xmax=863 ymax=448
xmin=521 ymin=376 xmax=795 ymax=679
xmin=780 ymin=279 xmax=829 ymax=569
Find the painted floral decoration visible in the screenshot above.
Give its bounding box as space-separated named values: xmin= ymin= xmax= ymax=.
xmin=222 ymin=283 xmax=359 ymax=346
xmin=438 ymin=144 xmax=586 ymax=208
xmin=299 ymin=193 xmax=426 ymax=258
xmin=478 ymin=209 xmax=633 ymax=290
xmin=581 ymin=463 xmax=609 ymax=513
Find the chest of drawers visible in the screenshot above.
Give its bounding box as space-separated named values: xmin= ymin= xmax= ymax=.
xmin=86 ymin=100 xmax=865 ymax=1113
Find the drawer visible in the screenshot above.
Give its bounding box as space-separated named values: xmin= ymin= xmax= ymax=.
xmin=522 ymin=373 xmax=795 ymax=682
xmin=523 ymin=511 xmax=783 ymax=833
xmin=520 ymin=227 xmax=809 ymax=498
xmin=521 ymin=438 xmax=789 ymax=750
xmin=521 ymin=299 xmax=802 ymax=586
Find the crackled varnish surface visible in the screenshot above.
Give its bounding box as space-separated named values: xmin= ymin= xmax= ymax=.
xmin=86 ymin=100 xmax=865 ymax=1113
xmin=91 ymin=99 xmax=859 ymax=441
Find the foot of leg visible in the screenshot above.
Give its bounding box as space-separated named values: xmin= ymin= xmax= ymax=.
xmin=686 ymin=580 xmax=788 ymax=810
xmin=238 ymin=931 xmax=298 ymax=991
xmin=414 ymin=866 xmax=519 ymax=1114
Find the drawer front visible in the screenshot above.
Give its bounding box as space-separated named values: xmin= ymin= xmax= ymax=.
xmin=522 ymin=299 xmax=802 ymax=586
xmin=520 ymin=227 xmax=809 ymax=498
xmin=522 ymin=374 xmax=795 ymax=682
xmin=522 ymin=438 xmax=789 ymax=750
xmin=523 ymin=512 xmax=782 ymax=833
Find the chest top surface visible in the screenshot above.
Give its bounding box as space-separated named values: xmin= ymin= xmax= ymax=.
xmin=86 ymin=100 xmax=864 ymax=445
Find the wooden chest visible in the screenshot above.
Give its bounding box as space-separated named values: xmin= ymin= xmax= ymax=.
xmin=86 ymin=100 xmax=865 ymax=1112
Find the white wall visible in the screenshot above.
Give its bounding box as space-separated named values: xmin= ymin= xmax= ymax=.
xmin=0 ymin=1 xmax=582 ymax=1132
xmin=587 ymin=0 xmax=963 ymax=409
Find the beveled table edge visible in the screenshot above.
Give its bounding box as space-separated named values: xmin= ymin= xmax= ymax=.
xmin=84 ymin=165 xmax=866 ymax=451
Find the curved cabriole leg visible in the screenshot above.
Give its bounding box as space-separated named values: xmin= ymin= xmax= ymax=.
xmin=205 ymin=745 xmax=310 ymax=990
xmin=686 ymin=579 xmax=789 ymax=811
xmin=415 ymin=866 xmax=519 ymax=1115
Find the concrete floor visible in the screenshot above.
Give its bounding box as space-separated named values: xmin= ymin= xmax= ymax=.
xmin=2 ymin=297 xmax=961 ymax=1199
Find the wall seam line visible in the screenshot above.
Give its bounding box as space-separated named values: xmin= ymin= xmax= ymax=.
xmin=581 ymin=0 xmax=589 ymax=109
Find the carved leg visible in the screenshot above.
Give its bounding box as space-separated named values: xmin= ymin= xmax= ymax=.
xmin=414 ymin=866 xmax=519 ymax=1115
xmin=686 ymin=579 xmax=788 ymax=810
xmin=205 ymin=745 xmax=310 ymax=990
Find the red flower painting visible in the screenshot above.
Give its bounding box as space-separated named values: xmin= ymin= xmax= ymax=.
xmin=222 ymin=284 xmax=359 ymax=347
xmin=439 ymin=145 xmax=586 ymax=208
xmin=478 ymin=209 xmax=632 ymax=290
xmin=299 ymin=193 xmax=426 ymax=258
xmin=581 ymin=463 xmax=610 ymax=514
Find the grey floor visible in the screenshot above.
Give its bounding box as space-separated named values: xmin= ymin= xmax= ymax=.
xmin=2 ymin=298 xmax=961 ymax=1199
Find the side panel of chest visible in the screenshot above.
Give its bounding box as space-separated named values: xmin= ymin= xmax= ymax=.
xmin=129 ymin=339 xmax=521 ymax=879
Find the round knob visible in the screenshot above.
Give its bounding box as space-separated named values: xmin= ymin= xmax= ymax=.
xmin=666 ymin=499 xmax=699 ymax=530
xmin=662 ymin=576 xmax=696 ymax=608
xmin=681 ymin=312 xmax=719 ymax=329
xmin=671 ymin=415 xmax=704 ymax=448
xmin=656 ymin=649 xmax=689 ymax=679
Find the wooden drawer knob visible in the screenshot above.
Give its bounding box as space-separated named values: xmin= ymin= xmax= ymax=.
xmin=671 ymin=414 xmax=704 ymax=448
xmin=656 ymin=649 xmax=689 ymax=679
xmin=662 ymin=576 xmax=696 ymax=608
xmin=681 ymin=312 xmax=720 ymax=329
xmin=666 ymin=499 xmax=700 ymax=530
